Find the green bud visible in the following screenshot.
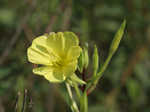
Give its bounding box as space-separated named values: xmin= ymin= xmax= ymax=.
xmin=78 ymin=44 xmax=89 ymax=73
xmin=83 ymin=46 xmax=89 ymax=69
xmin=92 ymin=45 xmax=99 ymax=76
xmin=109 ymin=20 xmax=126 ymax=55
xmin=78 ymin=51 xmax=84 ymax=73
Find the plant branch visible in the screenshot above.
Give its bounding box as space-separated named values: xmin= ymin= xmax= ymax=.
xmin=65 ymin=83 xmax=79 ymax=112
xmin=81 ymin=68 xmax=86 ymax=92
xmin=86 ymin=53 xmax=113 ymax=95
xmin=73 ymin=82 xmax=81 ymax=100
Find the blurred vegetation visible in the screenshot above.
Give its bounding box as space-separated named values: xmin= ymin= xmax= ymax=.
xmin=0 ymin=0 xmax=150 ymax=112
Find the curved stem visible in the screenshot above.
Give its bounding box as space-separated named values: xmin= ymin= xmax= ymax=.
xmin=73 ymin=82 xmax=81 ymax=99
xmin=66 ymin=83 xmax=79 ymax=112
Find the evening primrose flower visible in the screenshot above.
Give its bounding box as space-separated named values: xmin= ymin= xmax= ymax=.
xmin=27 ymin=32 xmax=82 ymax=83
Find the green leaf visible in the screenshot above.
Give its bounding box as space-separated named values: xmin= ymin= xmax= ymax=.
xmin=92 ymin=45 xmax=99 ymax=76
xmin=109 ymin=20 xmax=126 ymax=55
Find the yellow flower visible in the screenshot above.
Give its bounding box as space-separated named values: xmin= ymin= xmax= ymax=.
xmin=27 ymin=32 xmax=82 ymax=83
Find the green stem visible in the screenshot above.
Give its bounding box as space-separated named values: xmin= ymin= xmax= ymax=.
xmin=86 ymin=53 xmax=113 ymax=92
xmin=73 ymin=82 xmax=81 ymax=99
xmin=80 ymin=91 xmax=88 ymax=112
xmin=66 ymin=83 xmax=79 ymax=112
xmin=96 ymin=53 xmax=113 ymax=80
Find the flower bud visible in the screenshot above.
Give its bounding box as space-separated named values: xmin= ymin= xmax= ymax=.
xmin=83 ymin=46 xmax=89 ymax=69
xmin=92 ymin=45 xmax=99 ymax=76
xmin=109 ymin=20 xmax=126 ymax=55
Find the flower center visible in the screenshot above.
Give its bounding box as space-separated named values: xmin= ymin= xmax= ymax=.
xmin=53 ymin=59 xmax=66 ymax=69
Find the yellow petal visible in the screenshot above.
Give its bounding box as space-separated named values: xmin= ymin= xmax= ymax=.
xmin=32 ymin=35 xmax=48 ymax=48
xmin=47 ymin=32 xmax=65 ymax=57
xmin=67 ymin=46 xmax=82 ymax=61
xmin=63 ymin=32 xmax=79 ymax=51
xmin=27 ymin=47 xmax=51 ymax=65
xmin=33 ymin=66 xmax=65 ymax=83
xmin=31 ymin=35 xmax=50 ymax=57
xmin=28 ymin=35 xmax=58 ymax=65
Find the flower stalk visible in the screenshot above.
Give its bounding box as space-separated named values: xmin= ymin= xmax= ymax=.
xmin=66 ymin=83 xmax=79 ymax=112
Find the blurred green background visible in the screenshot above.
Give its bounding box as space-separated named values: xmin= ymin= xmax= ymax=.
xmin=0 ymin=0 xmax=150 ymax=112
